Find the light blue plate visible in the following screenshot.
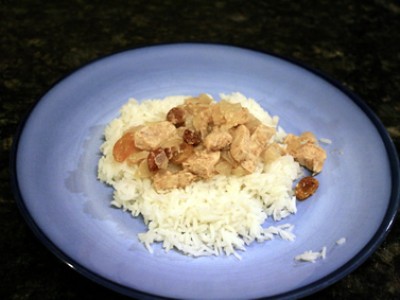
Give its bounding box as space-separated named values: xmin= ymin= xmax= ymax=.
xmin=11 ymin=44 xmax=399 ymax=299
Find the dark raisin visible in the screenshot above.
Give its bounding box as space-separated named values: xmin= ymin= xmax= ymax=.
xmin=166 ymin=107 xmax=186 ymax=127
xmin=295 ymin=176 xmax=319 ymax=200
xmin=183 ymin=129 xmax=201 ymax=146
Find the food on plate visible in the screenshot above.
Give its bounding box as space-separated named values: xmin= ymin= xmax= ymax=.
xmin=336 ymin=237 xmax=346 ymax=245
xmin=295 ymin=246 xmax=327 ymax=263
xmin=98 ymin=93 xmax=327 ymax=258
xmin=284 ymin=132 xmax=326 ymax=174
xmin=295 ymin=176 xmax=319 ymax=200
xmin=109 ymin=94 xmax=326 ymax=192
xmin=295 ymin=237 xmax=347 ymax=263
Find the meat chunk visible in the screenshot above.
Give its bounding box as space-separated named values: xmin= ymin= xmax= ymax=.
xmin=184 ymin=94 xmax=213 ymax=110
xmin=261 ymin=143 xmax=285 ymax=164
xmin=212 ymin=100 xmax=250 ymax=128
xmin=230 ymin=125 xmax=251 ymax=162
xmin=153 ymin=170 xmax=197 ymax=192
xmin=299 ymin=131 xmax=317 ymax=144
xmin=229 ymin=125 xmax=259 ymax=174
xmin=244 ymin=114 xmax=262 ymax=133
xmin=204 ymin=129 xmax=232 ymax=151
xmin=192 ymin=107 xmax=212 ymax=138
xmin=134 ymin=121 xmax=176 ymax=150
xmin=182 ymin=150 xmax=221 ymax=178
xmin=184 ymin=95 xmax=213 ymax=136
xmin=250 ymin=124 xmax=275 ymax=157
xmin=284 ymin=132 xmax=317 ymax=154
xmin=284 ymin=132 xmax=327 ymax=173
xmin=210 ymin=103 xmax=226 ymax=126
xmin=292 ymin=143 xmax=326 ymax=173
xmin=240 ymin=159 xmax=257 ymax=174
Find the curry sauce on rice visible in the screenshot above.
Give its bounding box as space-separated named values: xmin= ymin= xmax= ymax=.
xmin=98 ymin=93 xmax=327 ymax=258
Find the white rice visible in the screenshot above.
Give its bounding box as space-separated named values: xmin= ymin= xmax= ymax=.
xmin=336 ymin=237 xmax=346 ymax=245
xmin=295 ymin=246 xmax=327 ymax=263
xmin=319 ymin=137 xmax=332 ymax=145
xmin=98 ymin=92 xmax=303 ymax=258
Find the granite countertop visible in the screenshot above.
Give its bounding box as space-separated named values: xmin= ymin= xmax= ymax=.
xmin=1 ymin=0 xmax=399 ymax=299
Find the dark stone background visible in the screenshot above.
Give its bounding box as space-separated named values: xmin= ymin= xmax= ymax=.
xmin=1 ymin=0 xmax=399 ymax=299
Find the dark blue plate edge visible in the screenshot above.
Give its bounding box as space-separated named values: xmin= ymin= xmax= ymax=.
xmin=8 ymin=42 xmax=400 ymax=300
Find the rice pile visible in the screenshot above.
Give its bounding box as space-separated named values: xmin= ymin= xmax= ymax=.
xmin=98 ymin=93 xmax=303 ymax=258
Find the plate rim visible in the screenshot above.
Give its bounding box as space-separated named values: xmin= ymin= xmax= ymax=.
xmin=9 ymin=42 xmax=400 ymax=299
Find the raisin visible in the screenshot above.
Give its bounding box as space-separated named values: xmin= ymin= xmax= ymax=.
xmin=295 ymin=176 xmax=319 ymax=200
xmin=166 ymin=107 xmax=186 ymax=127
xmin=113 ymin=132 xmax=136 ymax=162
xmin=183 ymin=129 xmax=201 ymax=146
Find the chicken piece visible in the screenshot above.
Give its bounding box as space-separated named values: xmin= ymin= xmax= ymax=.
xmin=192 ymin=107 xmax=212 ymax=138
xmin=153 ymin=170 xmax=197 ymax=192
xmin=261 ymin=143 xmax=285 ymax=164
xmin=212 ymin=100 xmax=250 ymax=129
xmin=244 ymin=115 xmax=262 ymax=133
xmin=210 ymin=103 xmax=226 ymax=126
xmin=284 ymin=132 xmax=317 ymax=154
xmin=225 ymin=105 xmax=249 ymax=127
xmin=214 ymin=160 xmax=233 ymax=176
xmin=240 ymin=159 xmax=257 ymax=174
xmin=220 ymin=149 xmax=240 ymax=168
xmin=284 ymin=132 xmax=326 ymax=173
xmin=183 ymin=94 xmax=213 ymax=131
xmin=230 ymin=125 xmax=251 ymax=162
xmin=250 ymin=125 xmax=276 ymax=157
xmin=229 ymin=125 xmax=260 ymax=174
xmin=299 ymin=131 xmax=317 ymax=144
xmin=184 ymin=94 xmax=213 ymax=111
xmin=292 ymin=143 xmax=326 ymax=173
xmin=159 ymin=135 xmax=182 ymax=149
xmin=134 ymin=121 xmax=176 ymax=151
xmin=182 ymin=150 xmax=221 ymax=178
xmin=231 ymin=165 xmax=249 ymax=176
xmin=204 ymin=129 xmax=233 ymax=151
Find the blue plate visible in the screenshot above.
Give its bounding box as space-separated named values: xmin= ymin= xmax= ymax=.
xmin=11 ymin=44 xmax=400 ymax=299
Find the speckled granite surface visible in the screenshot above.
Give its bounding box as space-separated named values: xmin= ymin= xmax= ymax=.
xmin=1 ymin=0 xmax=399 ymax=299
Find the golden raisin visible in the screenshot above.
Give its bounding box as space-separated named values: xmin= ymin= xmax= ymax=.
xmin=183 ymin=129 xmax=201 ymax=146
xmin=295 ymin=176 xmax=319 ymax=200
xmin=113 ymin=132 xmax=136 ymax=162
xmin=166 ymin=107 xmax=186 ymax=127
